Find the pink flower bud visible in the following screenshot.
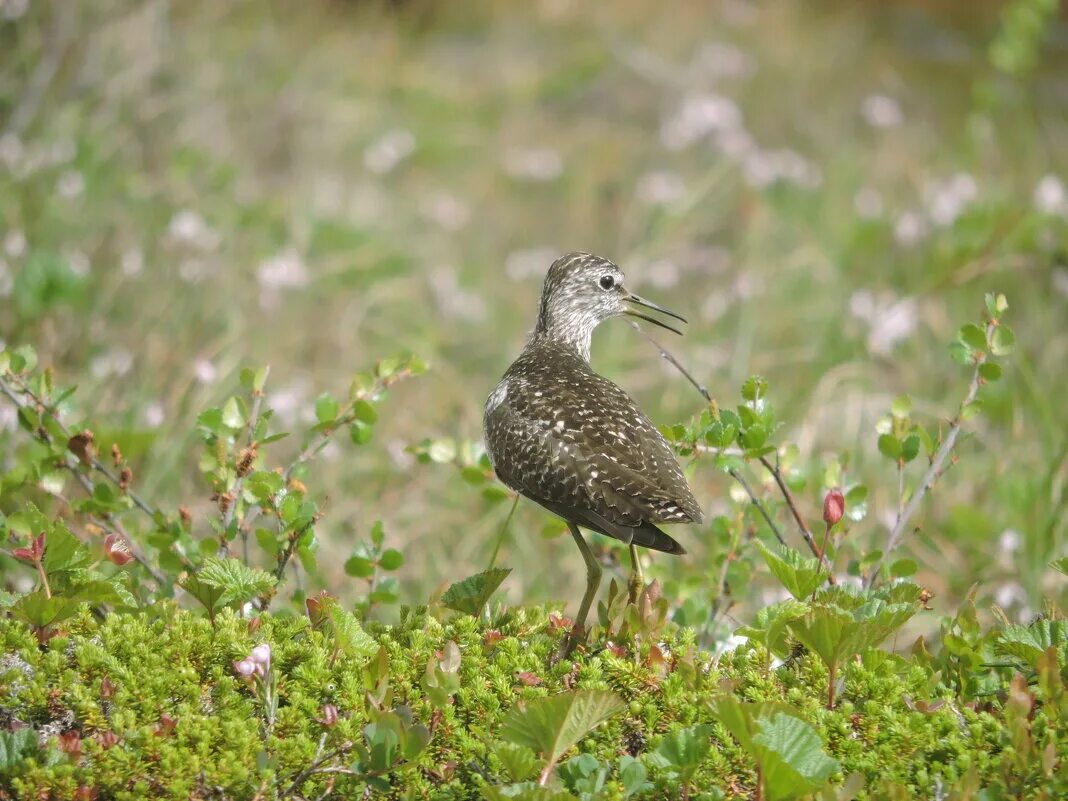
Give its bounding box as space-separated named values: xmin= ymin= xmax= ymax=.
xmin=823 ymin=489 xmax=845 ymax=527
xmin=250 ymin=643 xmax=271 ymax=667
xmin=103 ymin=534 xmax=133 ymax=566
xmin=319 ymin=704 xmax=339 ymax=727
xmin=233 ymin=658 xmax=256 ymax=677
xmin=13 ymin=532 xmax=46 ymax=563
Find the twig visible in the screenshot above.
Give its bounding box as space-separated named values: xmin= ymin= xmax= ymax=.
xmin=487 ymin=493 xmax=519 ymax=569
xmin=278 ymin=738 xmax=354 ymax=800
xmin=221 ymin=367 xmax=270 ymax=557
xmin=864 ymin=324 xmax=992 ymax=589
xmin=0 ymin=377 xmax=169 ymax=585
xmin=630 ymin=323 xmax=789 ymax=547
xmin=758 ymin=455 xmax=836 ymax=583
xmin=728 ymin=468 xmax=786 ymax=547
xmin=628 ymin=321 xmax=711 ymax=403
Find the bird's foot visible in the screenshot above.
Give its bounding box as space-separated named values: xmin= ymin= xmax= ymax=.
xmin=552 ymin=623 xmax=587 ymax=664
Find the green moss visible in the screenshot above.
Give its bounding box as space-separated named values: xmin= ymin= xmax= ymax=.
xmin=0 ymin=605 xmax=1063 ymax=800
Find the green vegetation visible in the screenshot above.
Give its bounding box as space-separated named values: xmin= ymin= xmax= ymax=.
xmin=2 ymin=0 xmax=1067 ymax=797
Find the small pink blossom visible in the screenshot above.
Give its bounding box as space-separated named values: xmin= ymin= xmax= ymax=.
xmin=233 ymin=658 xmax=256 ymax=678
xmin=250 ymin=643 xmax=271 ymax=667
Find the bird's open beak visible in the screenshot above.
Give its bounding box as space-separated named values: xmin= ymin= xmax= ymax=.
xmin=623 ymin=292 xmax=687 ymax=336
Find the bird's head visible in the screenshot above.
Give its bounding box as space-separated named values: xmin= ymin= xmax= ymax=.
xmin=533 ymin=252 xmax=685 ymax=357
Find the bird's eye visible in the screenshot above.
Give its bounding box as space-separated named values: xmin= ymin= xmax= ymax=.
xmin=599 ymin=274 xmax=615 ymax=290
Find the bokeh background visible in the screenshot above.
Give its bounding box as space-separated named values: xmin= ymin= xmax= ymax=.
xmin=2 ymin=0 xmax=1066 ymax=630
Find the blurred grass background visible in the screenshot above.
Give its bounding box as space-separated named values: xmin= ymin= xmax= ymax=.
xmin=1 ymin=0 xmax=1066 ymax=624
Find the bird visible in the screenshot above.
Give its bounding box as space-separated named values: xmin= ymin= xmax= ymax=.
xmin=483 ymin=251 xmax=703 ymax=655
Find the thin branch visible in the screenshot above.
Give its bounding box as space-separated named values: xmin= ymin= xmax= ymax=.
xmin=758 ymin=455 xmax=836 ymax=583
xmin=631 ymin=323 xmax=788 ymax=546
xmin=628 ymin=321 xmax=711 ymax=403
xmin=0 ymin=377 xmax=168 ymax=585
xmin=864 ymin=324 xmax=992 ymax=589
xmin=727 ymin=467 xmax=786 ymax=547
xmin=278 ymin=738 xmax=354 ymax=800
xmin=221 ymin=367 xmax=270 ymax=557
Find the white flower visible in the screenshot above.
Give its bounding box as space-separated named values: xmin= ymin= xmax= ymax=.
xmin=1033 ymin=175 xmax=1067 ymax=216
xmin=57 ymin=170 xmax=85 ymax=199
xmin=143 ymin=401 xmax=165 ymax=428
xmin=924 ymin=173 xmax=978 ymax=227
xmin=3 ymin=230 xmax=26 ymax=259
xmin=250 ymin=643 xmax=271 ymax=667
xmin=893 ymin=211 xmax=928 ymax=247
xmin=505 ymin=247 xmax=557 ymax=282
xmin=364 ymin=130 xmax=415 ymax=174
xmin=849 ymin=290 xmax=918 ymax=355
xmin=419 ymin=193 xmax=470 ymax=230
xmin=635 ymin=171 xmax=685 ymax=206
xmin=503 ymin=147 xmax=563 ymax=182
xmin=0 ymin=133 xmax=24 ymax=169
xmin=998 ymin=529 xmax=1021 ymax=554
xmin=90 ymin=348 xmax=134 ymax=379
xmin=256 ymin=248 xmax=308 ymax=291
xmin=853 ymin=187 xmax=884 ymax=219
xmin=660 ymin=93 xmax=742 ymax=151
xmin=121 ymin=248 xmax=144 ymax=276
xmin=860 ymin=94 xmax=903 ymax=128
xmin=193 ymin=358 xmax=217 ymax=384
xmin=168 ymin=209 xmax=219 ymax=250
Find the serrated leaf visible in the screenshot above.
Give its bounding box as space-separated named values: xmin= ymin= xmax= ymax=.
xmin=222 ymin=397 xmax=245 ymax=429
xmin=736 ymin=599 xmax=809 ymax=658
xmin=960 ymin=400 xmax=983 ymax=421
xmin=500 ymin=690 xmax=624 ymax=771
xmin=345 ymin=555 xmax=375 ymax=578
xmin=877 ymin=434 xmax=901 ymax=460
xmin=755 ymin=542 xmax=823 ymax=601
xmin=958 ymin=324 xmax=987 ymax=351
xmin=350 ymin=420 xmax=373 ymax=445
xmin=753 ymin=713 xmax=840 ymax=801
xmin=41 ymin=523 xmax=91 ymax=575
xmin=948 ymin=342 xmax=973 ymax=366
xmin=742 ymin=375 xmax=768 ymax=402
xmin=441 ymin=567 xmax=511 ymax=617
xmin=979 ymin=362 xmax=1002 ymax=382
xmin=0 ymin=727 xmax=39 ymax=771
xmin=353 ymin=399 xmax=378 ymax=424
xmin=315 ymin=393 xmax=339 ymax=423
xmin=991 ymin=326 xmax=1015 ymax=356
xmin=900 ymin=434 xmax=920 ymax=463
xmin=194 ymin=557 xmax=276 ymax=608
xmin=11 ymin=591 xmax=82 ymax=628
xmin=379 ymin=548 xmax=404 ymax=571
xmin=890 ymin=395 xmax=912 ymax=418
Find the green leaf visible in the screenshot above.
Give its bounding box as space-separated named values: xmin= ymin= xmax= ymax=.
xmin=222 ymin=397 xmax=245 ymax=429
xmin=752 ymin=713 xmax=840 ymax=801
xmin=492 ymin=742 xmax=540 ymax=783
xmin=736 ymin=599 xmax=809 ymax=658
xmin=500 ymin=690 xmax=625 ymax=771
xmin=948 ymin=342 xmax=973 ymax=366
xmin=41 ymin=523 xmax=91 ymax=575
xmin=960 ymin=400 xmax=983 ymax=421
xmin=877 ymin=434 xmax=901 ymax=460
xmin=11 ymin=591 xmax=82 ymax=628
xmin=958 ymin=324 xmax=987 ymax=352
xmin=9 ymin=345 xmax=37 ymax=374
xmin=756 ymin=542 xmax=823 ymax=601
xmin=441 ymin=567 xmax=512 ymax=617
xmin=618 ymin=755 xmax=650 ymax=798
xmin=900 ymin=434 xmax=920 ymax=463
xmin=890 ymin=395 xmax=912 ymax=418
xmin=345 ymin=555 xmax=375 ymax=578
xmin=379 ymin=548 xmax=404 ymax=571
xmin=370 ymin=520 xmax=386 ymax=548
xmin=991 ymin=325 xmax=1015 ymax=356
xmin=193 ymin=557 xmax=276 ymax=608
xmin=996 ymin=620 xmax=1067 ymax=669
xmin=742 ymin=375 xmax=768 ymax=402
xmin=315 ymin=393 xmax=339 ymax=423
xmin=889 ymin=558 xmax=917 ymax=578
xmin=255 ymin=528 xmax=280 ymax=556
xmin=1052 ymin=556 xmax=1068 ymax=576
xmin=646 ymin=725 xmax=714 ymax=784
xmin=978 ymin=362 xmax=1002 ymax=382
xmin=0 ymin=727 xmax=40 ymax=772
xmin=353 ymin=399 xmax=378 ymax=424
xmin=350 ymin=420 xmax=373 ymax=445
xmin=741 ymin=424 xmax=766 ymax=450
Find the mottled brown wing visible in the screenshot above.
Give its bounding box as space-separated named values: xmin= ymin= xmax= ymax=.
xmin=484 ymin=364 xmax=702 ymax=528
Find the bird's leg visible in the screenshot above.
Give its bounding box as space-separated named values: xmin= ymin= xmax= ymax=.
xmin=560 ymin=522 xmax=602 ymax=658
xmin=627 ymin=542 xmax=645 ymax=605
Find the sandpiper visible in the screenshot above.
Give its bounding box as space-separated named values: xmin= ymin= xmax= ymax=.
xmin=483 ymin=252 xmax=702 ymax=654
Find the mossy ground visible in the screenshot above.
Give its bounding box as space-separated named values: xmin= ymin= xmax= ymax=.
xmin=1 ymin=604 xmax=1062 ymax=800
